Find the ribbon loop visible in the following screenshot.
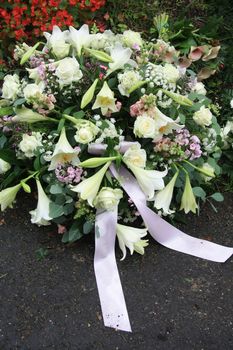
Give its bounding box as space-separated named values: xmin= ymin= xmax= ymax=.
xmin=110 ymin=164 xmax=233 ymax=263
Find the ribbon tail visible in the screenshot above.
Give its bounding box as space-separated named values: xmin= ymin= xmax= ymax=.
xmin=110 ymin=165 xmax=233 ymax=263
xmin=94 ymin=208 xmax=132 ymax=332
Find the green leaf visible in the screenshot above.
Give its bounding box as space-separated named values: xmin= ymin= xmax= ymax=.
xmin=0 ymin=149 xmax=17 ymax=164
xmin=72 ymin=110 xmax=85 ymax=119
xmin=50 ymin=184 xmax=64 ymax=194
xmin=193 ymin=187 xmax=206 ymax=200
xmin=83 ymin=221 xmax=94 ymax=235
xmin=62 ymin=222 xmax=83 ymax=243
xmin=49 ymin=202 xmax=64 ymax=218
xmin=13 ymin=98 xmax=26 ymax=107
xmin=210 ymin=192 xmax=224 ymax=202
xmin=33 ymin=156 xmax=41 ymax=171
xmin=63 ymin=203 xmax=74 ymax=215
xmin=0 ymin=107 xmax=13 ymax=116
xmin=0 ymin=135 xmax=7 ymax=149
xmin=57 ymin=118 xmax=65 ymax=133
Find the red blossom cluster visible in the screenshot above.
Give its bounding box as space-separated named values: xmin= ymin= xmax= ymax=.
xmin=0 ymin=0 xmax=106 ymax=41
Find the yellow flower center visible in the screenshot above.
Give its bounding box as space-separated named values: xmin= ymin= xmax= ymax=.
xmin=98 ymin=96 xmax=112 ymax=106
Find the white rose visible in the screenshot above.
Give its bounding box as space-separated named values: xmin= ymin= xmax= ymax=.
xmin=0 ymin=159 xmax=11 ymax=174
xmin=2 ymin=74 xmax=20 ymax=100
xmin=118 ymin=70 xmax=142 ymax=96
xmin=230 ymin=99 xmax=233 ymax=109
xmin=192 ymin=82 xmax=207 ymax=95
xmin=193 ymin=106 xmax=213 ymax=127
xmin=74 ymin=124 xmax=99 ymax=144
xmin=163 ymin=64 xmax=180 ymax=83
xmin=19 ymin=132 xmax=43 ymax=158
xmin=54 ymin=57 xmax=83 ymax=87
xmin=23 ymin=82 xmax=44 ymax=101
xmin=134 ymin=115 xmax=156 ymax=138
xmin=122 ymin=30 xmax=143 ymax=48
xmin=123 ymin=144 xmax=147 ymax=168
xmin=94 ymin=187 xmax=123 ymax=211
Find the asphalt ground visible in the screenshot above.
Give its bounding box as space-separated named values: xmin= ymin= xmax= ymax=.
xmin=0 ymin=192 xmax=233 ymax=349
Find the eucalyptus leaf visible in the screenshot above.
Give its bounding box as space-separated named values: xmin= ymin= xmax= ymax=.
xmin=83 ymin=221 xmax=94 ymax=235
xmin=193 ymin=187 xmax=206 ymax=200
xmin=49 ymin=202 xmax=64 ymax=218
xmin=210 ymin=192 xmax=224 ymax=202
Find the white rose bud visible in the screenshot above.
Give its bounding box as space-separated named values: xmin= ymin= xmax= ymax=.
xmin=193 ymin=106 xmax=213 ymax=127
xmin=133 ymin=115 xmax=156 ymax=138
xmin=123 ymin=144 xmax=147 ymax=168
xmin=19 ymin=132 xmax=43 ymax=158
xmin=0 ymin=159 xmax=11 ymax=174
xmin=94 ymin=187 xmax=123 ymax=211
xmin=74 ymin=124 xmax=99 ymax=144
xmin=54 ymin=57 xmax=83 ymax=87
xmin=2 ymin=74 xmax=20 ymax=100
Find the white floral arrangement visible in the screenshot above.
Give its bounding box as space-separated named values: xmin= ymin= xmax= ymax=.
xmin=1 ymin=24 xmax=232 ymax=331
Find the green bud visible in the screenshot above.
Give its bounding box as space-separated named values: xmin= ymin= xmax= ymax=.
xmin=128 ymin=80 xmax=147 ymax=94
xmin=85 ymin=48 xmax=113 ymax=63
xmin=81 ymin=78 xmax=99 ymax=109
xmin=79 ymin=156 xmax=120 ymax=168
xmin=21 ymin=181 xmax=31 ymax=193
xmin=20 ymin=42 xmax=43 ymax=65
xmin=162 ymin=89 xmax=193 ymax=107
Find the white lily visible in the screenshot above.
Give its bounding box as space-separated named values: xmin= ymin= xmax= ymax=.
xmin=125 ymin=162 xmax=167 ymax=200
xmin=116 ymin=223 xmax=149 ymax=260
xmin=154 ymin=106 xmax=182 ymax=141
xmin=0 ymin=184 xmax=21 ymax=211
xmin=154 ymin=171 xmax=179 ymax=214
xmin=68 ymin=24 xmax=91 ymax=56
xmin=71 ymin=161 xmax=111 ymax=206
xmin=44 ymin=25 xmax=70 ymax=58
xmin=180 ymin=174 xmax=198 ymax=214
xmin=107 ymin=42 xmax=136 ymax=75
xmin=30 ymin=179 xmax=52 ymax=226
xmin=49 ymin=127 xmax=79 ymax=170
xmin=92 ymin=81 xmax=118 ymax=116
